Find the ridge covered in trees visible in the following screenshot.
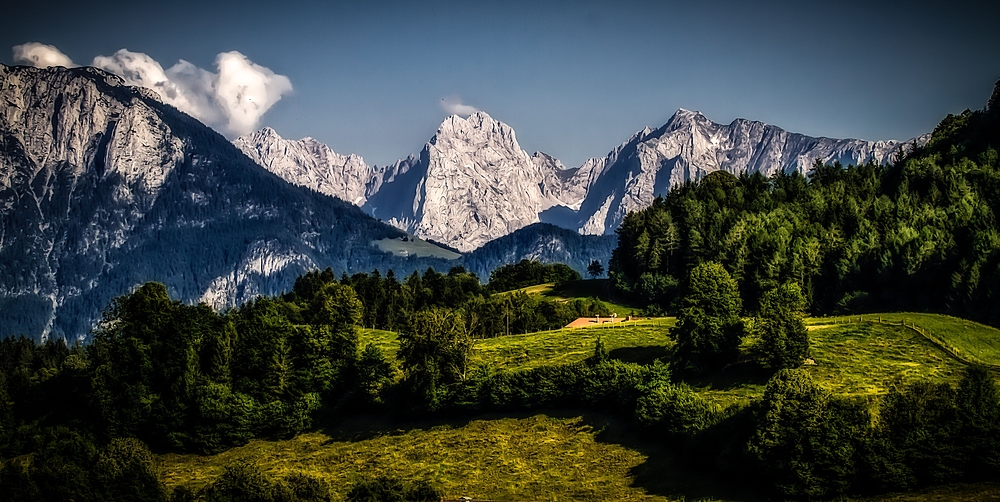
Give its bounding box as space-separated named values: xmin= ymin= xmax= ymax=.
xmin=610 ymin=79 xmax=1000 ymax=326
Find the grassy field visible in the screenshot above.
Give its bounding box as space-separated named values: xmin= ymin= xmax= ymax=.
xmin=365 ymin=313 xmax=994 ymax=408
xmin=685 ymin=314 xmax=990 ymax=408
xmin=158 ymin=414 xmax=680 ymax=501
xmin=163 ymin=312 xmax=1000 ymax=501
xmin=472 ymin=319 xmax=675 ymax=372
xmin=362 ymin=319 xmax=675 ymax=373
xmin=358 ymin=328 xmax=400 ymax=360
xmin=371 ymin=237 xmax=461 ymax=260
xmin=804 ymin=322 xmax=968 ymax=396
xmin=859 ymin=312 xmax=1000 ymax=367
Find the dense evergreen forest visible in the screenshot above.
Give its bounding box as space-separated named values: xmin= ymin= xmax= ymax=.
xmin=1 ymin=83 xmax=999 ymax=501
xmin=611 ymin=81 xmax=1000 ymax=325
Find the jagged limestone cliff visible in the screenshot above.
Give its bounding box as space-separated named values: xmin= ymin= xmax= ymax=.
xmin=0 ymin=64 xmax=409 ymax=340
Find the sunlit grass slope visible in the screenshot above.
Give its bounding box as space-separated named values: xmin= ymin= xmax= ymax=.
xmin=851 ymin=312 xmax=1000 ymax=367
xmin=805 ymin=322 xmax=968 ymax=395
xmin=358 ymin=328 xmax=400 ymax=359
xmin=158 ymin=415 xmax=673 ymax=502
xmin=691 ymin=314 xmax=995 ymax=408
xmin=473 ymin=319 xmax=675 ymax=371
xmin=363 ymin=319 xmax=675 ymax=372
xmin=365 ymin=313 xmax=994 ymax=407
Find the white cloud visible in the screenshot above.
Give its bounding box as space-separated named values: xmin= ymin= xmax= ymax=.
xmin=213 ymin=52 xmax=293 ymax=136
xmin=440 ymin=96 xmax=479 ymax=116
xmin=12 ymin=42 xmax=75 ymax=68
xmin=92 ymin=49 xmax=291 ymax=136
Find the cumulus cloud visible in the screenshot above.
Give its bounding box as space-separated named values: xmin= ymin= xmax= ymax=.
xmin=92 ymin=49 xmax=292 ymax=136
xmin=440 ymin=96 xmax=479 ymax=116
xmin=213 ymin=52 xmax=293 ymax=136
xmin=12 ymin=42 xmax=75 ymax=68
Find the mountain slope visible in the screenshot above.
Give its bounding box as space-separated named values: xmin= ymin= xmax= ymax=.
xmin=237 ymin=113 xmax=592 ymax=252
xmin=233 ymin=127 xmax=377 ymax=206
xmin=400 ymin=112 xmax=586 ymax=252
xmin=0 ymin=64 xmax=452 ymax=340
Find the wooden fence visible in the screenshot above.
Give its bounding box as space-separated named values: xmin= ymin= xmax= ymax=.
xmin=823 ymin=315 xmax=999 ymax=370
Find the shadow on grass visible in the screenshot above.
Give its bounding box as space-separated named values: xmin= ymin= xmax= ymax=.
xmin=313 ymin=406 xmax=765 ymax=501
xmin=588 ymin=413 xmax=768 ymax=502
xmin=609 ymin=345 xmax=670 ymax=365
xmin=547 ymin=280 xmax=644 ymax=309
xmin=684 ymin=361 xmax=772 ymax=392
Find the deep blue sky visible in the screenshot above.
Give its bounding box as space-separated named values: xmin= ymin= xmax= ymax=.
xmin=5 ymin=0 xmax=1000 ymax=167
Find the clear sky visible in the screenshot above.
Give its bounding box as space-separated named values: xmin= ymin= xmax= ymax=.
xmin=4 ymin=0 xmax=999 ymax=167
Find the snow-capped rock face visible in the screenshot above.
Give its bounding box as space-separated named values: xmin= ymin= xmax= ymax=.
xmin=573 ymin=109 xmax=929 ymax=235
xmin=234 ymin=128 xmax=376 ymax=206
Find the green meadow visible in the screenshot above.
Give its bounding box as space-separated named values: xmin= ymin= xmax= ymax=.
xmin=160 ymin=312 xmax=1000 ymax=501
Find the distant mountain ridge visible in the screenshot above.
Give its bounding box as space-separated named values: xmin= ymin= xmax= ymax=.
xmin=573 ymin=109 xmax=929 ymax=234
xmin=237 ymin=109 xmax=927 ymax=246
xmin=0 ymin=62 xmax=929 ymax=340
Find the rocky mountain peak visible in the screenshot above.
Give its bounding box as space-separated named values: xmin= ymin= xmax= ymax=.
xmin=409 ymin=111 xmax=575 ymax=252
xmin=573 ymin=110 xmax=927 ymax=236
xmin=433 ymin=111 xmax=519 ymax=153
xmin=670 ymin=108 xmax=704 ymax=120
xmin=233 ymin=127 xmax=375 ymax=206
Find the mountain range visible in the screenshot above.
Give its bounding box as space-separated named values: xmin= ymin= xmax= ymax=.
xmin=0 ymin=64 xmax=620 ymax=340
xmin=0 ymin=62 xmax=926 ymax=340
xmin=236 ymin=109 xmax=927 ymax=250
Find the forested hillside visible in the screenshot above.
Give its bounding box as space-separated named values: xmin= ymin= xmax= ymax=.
xmin=610 ymin=79 xmax=1000 ymax=325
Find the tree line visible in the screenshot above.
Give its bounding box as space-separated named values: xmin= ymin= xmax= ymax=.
xmin=328 ymin=262 xmax=609 ymax=336
xmin=0 ymin=259 xmax=609 ymax=500
xmin=1 ymin=262 xmax=999 ymax=500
